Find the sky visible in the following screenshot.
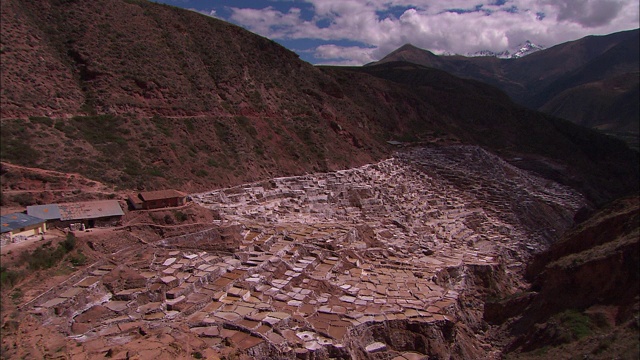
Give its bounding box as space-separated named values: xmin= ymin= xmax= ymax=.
xmin=152 ymin=0 xmax=640 ymax=65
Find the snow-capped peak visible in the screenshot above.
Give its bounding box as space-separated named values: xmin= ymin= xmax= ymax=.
xmin=510 ymin=40 xmax=545 ymax=58
xmin=466 ymin=40 xmax=545 ymax=59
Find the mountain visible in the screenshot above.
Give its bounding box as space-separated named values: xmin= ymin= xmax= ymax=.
xmin=1 ymin=1 xmax=639 ymax=359
xmin=372 ymin=30 xmax=640 ymax=147
xmin=509 ymin=40 xmax=545 ymax=58
xmin=467 ymin=40 xmax=545 ymax=59
xmin=0 ymin=0 xmax=389 ymax=192
xmin=0 ymin=0 xmax=638 ymax=207
xmin=324 ymin=61 xmax=638 ymax=205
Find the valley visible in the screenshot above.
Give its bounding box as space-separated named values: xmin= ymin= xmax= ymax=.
xmin=0 ymin=145 xmax=588 ymax=359
xmin=1 ymin=0 xmax=638 ymax=359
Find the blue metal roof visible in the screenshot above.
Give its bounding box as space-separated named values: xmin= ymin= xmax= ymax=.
xmin=1 ymin=213 xmax=46 ymax=233
xmin=27 ymin=200 xmax=124 ymax=221
xmin=27 ymin=204 xmax=62 ymax=220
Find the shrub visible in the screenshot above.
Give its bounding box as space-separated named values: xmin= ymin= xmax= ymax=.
xmin=11 ymin=193 xmax=36 ymax=206
xmin=29 ymin=116 xmax=54 ymax=127
xmin=28 ymin=245 xmax=66 ymax=270
xmin=69 ymin=251 xmax=86 ymax=266
xmin=195 ymin=169 xmax=208 ymax=177
xmin=54 ymin=121 xmax=66 ymax=132
xmin=123 ymin=156 xmax=143 ymax=176
xmin=0 ymin=267 xmax=22 ymax=288
xmin=0 ymin=140 xmax=41 ymax=166
xmin=185 ymin=118 xmax=195 ymax=133
xmin=254 ymin=145 xmax=265 ymax=156
xmin=26 ymin=233 xmax=76 ymax=270
xmin=146 ymin=167 xmax=164 ymax=177
xmin=151 ymin=116 xmax=172 ymax=136
xmin=214 ymin=121 xmax=232 ymax=144
xmin=62 ymin=233 xmax=77 ymax=252
xmin=11 ymin=288 xmax=23 ymax=301
xmin=174 ymin=211 xmax=188 ymax=222
xmin=207 ymin=157 xmax=218 ymax=167
xmin=235 ymin=116 xmax=258 ymax=136
xmin=70 ymin=115 xmax=128 ymax=145
xmin=558 ymin=309 xmax=593 ymax=340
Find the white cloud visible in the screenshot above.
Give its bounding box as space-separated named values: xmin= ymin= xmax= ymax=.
xmin=314 ymin=44 xmax=377 ymax=65
xmin=225 ymin=0 xmax=639 ymax=64
xmin=229 ymin=7 xmax=306 ymax=36
xmin=547 ymin=0 xmax=626 ymax=27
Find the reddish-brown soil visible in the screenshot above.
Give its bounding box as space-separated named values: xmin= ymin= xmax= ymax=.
xmin=0 ymin=201 xmax=230 ymax=359
xmin=1 ymin=161 xmax=120 ymax=211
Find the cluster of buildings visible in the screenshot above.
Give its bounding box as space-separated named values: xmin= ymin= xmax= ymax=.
xmin=0 ymin=190 xmax=186 ymax=246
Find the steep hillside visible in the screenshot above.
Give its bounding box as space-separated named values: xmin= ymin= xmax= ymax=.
xmin=508 ymin=30 xmax=639 ymax=107
xmin=323 ymin=62 xmax=639 ymax=206
xmin=372 ymin=30 xmax=640 ymax=144
xmin=0 ymin=0 xmax=390 ymax=192
xmin=539 ymin=73 xmax=639 ymax=134
xmin=0 ymin=0 xmax=638 ymax=207
xmin=1 ymin=0 xmax=314 ymax=118
xmin=486 ymin=196 xmax=639 ymax=359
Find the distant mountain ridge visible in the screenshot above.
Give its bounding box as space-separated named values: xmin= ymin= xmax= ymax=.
xmin=465 ymin=40 xmax=545 ymax=58
xmin=371 ymin=29 xmax=640 ymax=145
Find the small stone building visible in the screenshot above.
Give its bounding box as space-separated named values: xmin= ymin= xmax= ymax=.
xmin=131 ymin=190 xmax=187 ymax=210
xmin=1 ymin=213 xmax=47 ymax=246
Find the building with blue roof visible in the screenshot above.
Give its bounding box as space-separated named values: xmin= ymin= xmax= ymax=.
xmin=25 ymin=204 xmax=61 ymax=221
xmin=27 ymin=200 xmax=124 ymax=228
xmin=1 ymin=212 xmax=47 ymax=246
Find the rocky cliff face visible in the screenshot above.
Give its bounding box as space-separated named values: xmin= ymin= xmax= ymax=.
xmin=487 ymin=196 xmax=640 ymax=358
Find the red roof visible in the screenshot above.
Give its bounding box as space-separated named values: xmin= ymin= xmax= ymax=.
xmin=138 ymin=189 xmax=186 ymax=201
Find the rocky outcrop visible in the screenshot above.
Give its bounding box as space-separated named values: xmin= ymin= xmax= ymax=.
xmin=492 ymin=196 xmax=640 ymax=355
xmin=157 ymin=225 xmax=242 ymax=253
xmin=527 ymin=196 xmax=639 ymax=318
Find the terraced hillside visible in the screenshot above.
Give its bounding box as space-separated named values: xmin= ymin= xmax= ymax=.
xmin=1 ymin=145 xmax=589 ymax=359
